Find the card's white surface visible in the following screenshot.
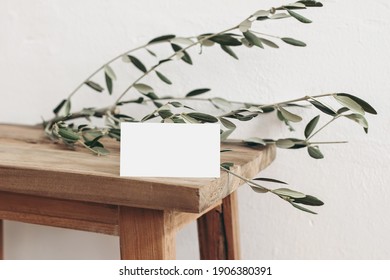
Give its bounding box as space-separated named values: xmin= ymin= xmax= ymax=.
xmin=120 ymin=123 xmax=220 ymax=177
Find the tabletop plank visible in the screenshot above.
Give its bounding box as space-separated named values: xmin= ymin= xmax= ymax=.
xmin=0 ymin=124 xmax=276 ymax=213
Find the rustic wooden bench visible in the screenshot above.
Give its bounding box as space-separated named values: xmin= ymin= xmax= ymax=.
xmin=0 ymin=124 xmax=275 ymax=259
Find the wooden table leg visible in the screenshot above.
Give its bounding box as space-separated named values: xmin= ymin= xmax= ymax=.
xmin=0 ymin=220 xmax=3 ymax=260
xmin=197 ymin=191 xmax=241 ymax=260
xmin=119 ymin=206 xmax=176 ymax=260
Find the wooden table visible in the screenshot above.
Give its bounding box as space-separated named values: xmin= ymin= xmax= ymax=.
xmin=0 ymin=124 xmax=275 ymax=260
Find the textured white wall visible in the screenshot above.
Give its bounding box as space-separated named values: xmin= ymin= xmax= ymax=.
xmin=1 ymin=0 xmax=389 ymax=259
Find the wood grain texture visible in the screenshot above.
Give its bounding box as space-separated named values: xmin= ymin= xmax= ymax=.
xmin=197 ymin=192 xmax=240 ymax=260
xmin=0 ymin=124 xmax=276 ymax=213
xmin=0 ymin=191 xmax=118 ymax=235
xmin=119 ymin=206 xmax=176 ymax=260
xmin=222 ymin=191 xmax=240 ymax=259
xmin=0 ymin=219 xmax=3 ymax=260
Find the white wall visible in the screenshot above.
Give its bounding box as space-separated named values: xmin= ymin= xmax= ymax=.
xmin=1 ymin=0 xmax=389 ymax=259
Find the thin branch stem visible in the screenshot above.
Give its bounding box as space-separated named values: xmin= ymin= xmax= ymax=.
xmin=112 ymin=26 xmax=239 ymax=106
xmin=251 ymin=30 xmax=280 ymax=39
xmin=66 ymin=43 xmax=154 ymax=100
xmin=309 ymin=141 xmax=348 ymax=145
xmin=306 ymin=115 xmax=341 ymax=141
xmin=220 ymin=165 xmax=270 ymax=192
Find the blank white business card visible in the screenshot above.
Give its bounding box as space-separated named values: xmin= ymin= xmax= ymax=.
xmin=120 ymin=123 xmax=220 ymax=178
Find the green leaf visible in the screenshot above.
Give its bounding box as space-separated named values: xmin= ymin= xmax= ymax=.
xmin=220 ymin=45 xmax=238 ymax=60
xmin=53 ymin=99 xmax=66 ymax=115
xmin=219 ymin=117 xmax=236 ymax=129
xmin=221 ymin=162 xmax=234 ymax=170
xmin=210 ymin=34 xmax=242 ymax=46
xmin=337 ymin=107 xmax=350 ymax=114
xmin=290 ymin=202 xmax=317 ymax=214
xmin=238 ymin=19 xmax=252 ymax=32
xmin=278 ymin=107 xmax=302 ymax=122
xmin=85 ymin=81 xmax=104 ymax=92
xmin=155 ymin=71 xmax=172 ymax=85
xmin=158 ymin=58 xmax=172 ymax=65
xmin=308 ymin=146 xmax=324 ymax=159
xmin=304 ymin=115 xmax=320 ymax=138
xmin=293 ymin=195 xmax=324 ymax=206
xmin=276 ymin=139 xmax=295 ymax=148
xmin=309 ymin=100 xmax=337 ymax=116
xmin=105 ymin=73 xmax=113 ymax=95
xmin=186 ymin=88 xmax=210 ymax=97
xmin=186 ymin=112 xmax=218 ymax=123
xmin=148 ymin=34 xmax=176 ymax=44
xmin=344 ymin=114 xmax=369 ymax=128
xmin=128 ymin=55 xmax=147 ymax=73
xmin=134 ymin=83 xmax=154 ymax=95
xmin=253 ymin=177 xmax=288 ymax=184
xmin=158 ymin=110 xmax=173 ymax=119
xmin=259 ymin=37 xmax=279 ymax=48
xmin=336 ymin=93 xmax=377 ymax=114
xmin=243 ymin=31 xmax=263 ymax=48
xmin=273 ymin=188 xmax=306 ymax=198
xmin=64 ymin=100 xmax=71 ymax=116
xmin=169 ymin=101 xmax=182 ymax=108
xmin=249 ymin=183 xmax=268 ymax=193
xmin=84 ymin=135 xmax=103 ymax=148
xmin=243 ymin=137 xmax=266 ymax=146
xmin=269 ymin=13 xmax=291 ymax=20
xmin=92 ymin=146 xmax=110 ymax=156
xmin=210 ymin=97 xmax=231 ymax=110
xmin=147 ymin=92 xmax=159 ymax=100
xmin=170 ymin=37 xmax=194 ymax=45
xmin=146 ymin=48 xmax=156 ymax=57
xmin=281 ymin=37 xmax=306 ymax=47
xmin=284 ymin=3 xmax=306 ymax=9
xmin=334 ymin=94 xmax=364 ymax=115
xmin=297 ymin=1 xmax=323 ymax=7
xmin=171 ymin=44 xmax=192 ymax=65
xmin=104 ymin=65 xmax=116 ymax=80
xmin=58 ymin=127 xmax=80 ymax=141
xmin=253 ymin=10 xmax=270 ymax=17
xmin=287 ymin=9 xmax=312 ymax=23
xmin=181 ymin=114 xmax=199 ymax=124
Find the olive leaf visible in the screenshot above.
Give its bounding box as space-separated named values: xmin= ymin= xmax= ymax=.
xmin=304 ymin=115 xmax=320 ymax=138
xmin=334 ymin=94 xmax=364 ymax=115
xmin=243 ymin=31 xmax=264 ymax=48
xmin=281 ymin=37 xmax=306 ymax=47
xmin=210 ymin=34 xmax=242 ymax=46
xmin=309 ymin=99 xmax=337 ymax=116
xmin=85 ymin=81 xmax=104 ymax=92
xmin=273 ymin=188 xmax=306 ymax=198
xmin=336 ymin=93 xmax=377 ymax=114
xmin=287 ymin=9 xmax=312 ymax=23
xmin=171 ymin=44 xmax=193 ymax=65
xmin=148 ymin=34 xmax=176 ymax=44
xmin=186 ymin=112 xmax=219 ymax=123
xmin=220 ymin=45 xmax=239 ymax=59
xmin=155 ymin=71 xmax=172 ymax=85
xmin=308 ymin=145 xmax=324 ymax=159
xmin=128 ymin=55 xmax=147 ymax=73
xmin=278 ymin=107 xmax=303 ymax=122
xmin=186 ymin=88 xmax=210 ymax=97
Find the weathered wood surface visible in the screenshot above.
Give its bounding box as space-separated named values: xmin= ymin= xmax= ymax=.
xmin=119 ymin=206 xmax=176 ymax=260
xmin=0 ymin=219 xmax=3 ymax=260
xmin=197 ymin=191 xmax=240 ymax=260
xmin=0 ymin=124 xmax=276 ymax=213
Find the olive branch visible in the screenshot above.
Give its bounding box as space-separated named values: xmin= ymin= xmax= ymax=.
xmin=44 ymin=1 xmax=377 ymax=214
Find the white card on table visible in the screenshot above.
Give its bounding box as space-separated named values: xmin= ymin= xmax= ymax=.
xmin=120 ymin=123 xmax=220 ymax=178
